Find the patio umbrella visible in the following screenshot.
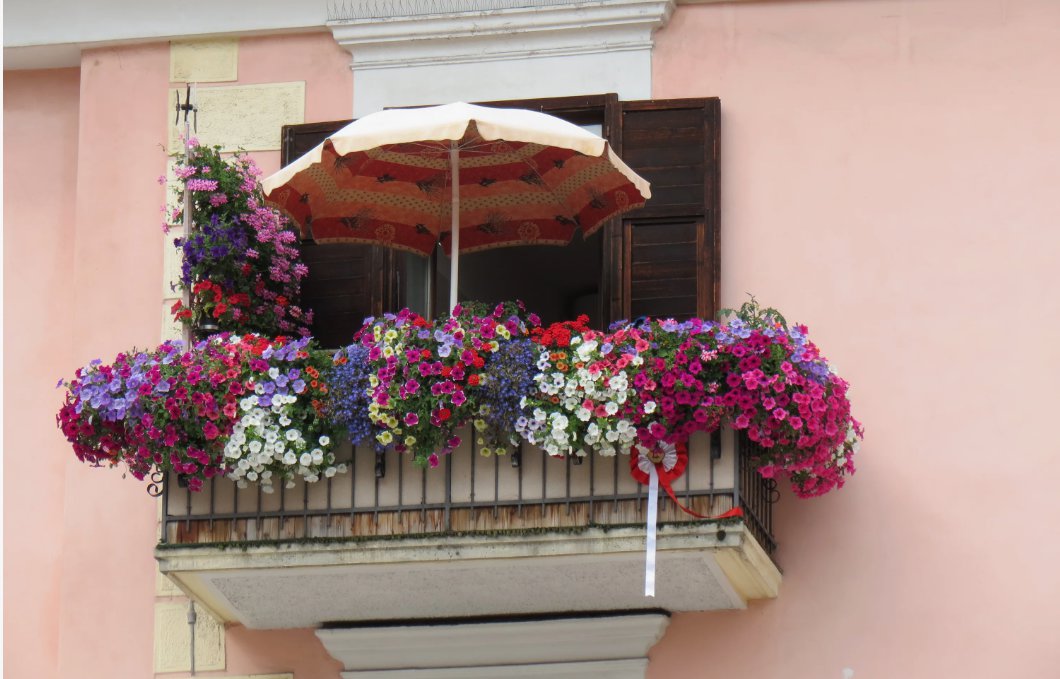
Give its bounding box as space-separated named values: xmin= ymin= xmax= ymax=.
xmin=262 ymin=102 xmax=650 ymax=311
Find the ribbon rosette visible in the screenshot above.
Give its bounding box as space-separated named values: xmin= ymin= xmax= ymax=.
xmin=631 ymin=440 xmax=742 ymax=597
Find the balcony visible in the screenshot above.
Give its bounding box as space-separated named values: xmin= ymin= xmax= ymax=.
xmin=155 ymin=429 xmax=780 ymax=632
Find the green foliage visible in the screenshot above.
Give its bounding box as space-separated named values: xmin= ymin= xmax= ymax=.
xmin=718 ymin=294 xmax=788 ymax=330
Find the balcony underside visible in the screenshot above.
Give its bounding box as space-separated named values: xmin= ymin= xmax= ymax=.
xmin=157 ymin=521 xmax=779 ymax=628
xmin=157 ymin=430 xmax=779 ymax=627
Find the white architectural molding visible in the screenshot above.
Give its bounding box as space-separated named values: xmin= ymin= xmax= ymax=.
xmin=328 ymin=1 xmax=675 ymax=69
xmin=3 ymin=0 xmax=748 ymax=71
xmin=328 ymin=0 xmax=675 ymax=116
xmin=339 ymin=659 xmax=648 ymax=678
xmin=317 ymin=613 xmax=669 ymax=678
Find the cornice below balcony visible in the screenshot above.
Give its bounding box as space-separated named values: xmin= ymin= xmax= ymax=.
xmin=317 ymin=612 xmax=670 ymax=678
xmin=156 ymin=522 xmax=779 ymax=630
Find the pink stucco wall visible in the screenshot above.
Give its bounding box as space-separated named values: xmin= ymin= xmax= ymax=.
xmin=4 ymin=67 xmax=84 ymax=679
xmin=3 ymin=34 xmax=352 ymax=678
xmin=236 ymin=32 xmax=354 ymax=177
xmin=649 ymin=1 xmax=1060 ymax=677
xmin=7 ymin=4 xmax=1057 ymax=678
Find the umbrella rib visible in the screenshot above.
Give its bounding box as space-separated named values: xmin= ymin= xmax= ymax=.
xmin=517 ymin=155 xmax=579 ymax=226
xmin=398 ymin=141 xmax=500 ymax=156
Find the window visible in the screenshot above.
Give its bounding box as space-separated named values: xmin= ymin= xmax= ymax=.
xmin=280 ymin=95 xmax=719 ymax=347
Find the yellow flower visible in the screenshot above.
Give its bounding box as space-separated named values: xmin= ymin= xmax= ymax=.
xmin=496 ymin=324 xmax=511 ymax=340
xmin=474 ymin=418 xmax=487 ymax=432
xmin=404 ymin=436 xmax=416 ymax=447
xmin=376 ymin=431 xmax=393 ymax=445
xmin=384 ymin=329 xmax=398 ymax=342
xmin=368 ymin=375 xmax=379 ymax=387
xmin=373 ymin=326 xmax=382 ymax=341
xmin=382 ymin=346 xmax=394 ymax=358
xmin=387 ymin=416 xmax=399 ymax=428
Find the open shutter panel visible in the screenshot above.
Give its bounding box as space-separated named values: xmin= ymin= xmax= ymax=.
xmin=613 ymin=98 xmax=719 ymax=322
xmin=281 ymin=120 xmax=399 ymax=347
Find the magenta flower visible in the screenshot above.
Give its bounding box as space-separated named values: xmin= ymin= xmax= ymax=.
xmin=185 ymin=178 xmax=219 ymax=191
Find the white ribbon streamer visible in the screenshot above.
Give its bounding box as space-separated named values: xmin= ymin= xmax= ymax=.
xmin=645 ymin=463 xmax=659 ymax=597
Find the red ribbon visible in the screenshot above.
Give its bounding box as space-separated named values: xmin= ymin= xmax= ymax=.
xmin=630 ymin=440 xmax=743 ymax=520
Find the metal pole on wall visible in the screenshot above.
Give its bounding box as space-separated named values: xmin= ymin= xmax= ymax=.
xmin=176 ymin=83 xmax=197 ymax=347
xmin=182 ymin=87 xmax=198 ymax=676
xmin=187 ymin=600 xmax=197 ymax=675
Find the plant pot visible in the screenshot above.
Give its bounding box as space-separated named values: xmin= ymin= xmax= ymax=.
xmin=195 ymin=318 xmax=220 ymax=339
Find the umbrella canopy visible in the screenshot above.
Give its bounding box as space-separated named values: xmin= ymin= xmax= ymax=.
xmin=264 ymin=102 xmax=649 ymax=252
xmin=262 ymin=102 xmax=651 ymax=310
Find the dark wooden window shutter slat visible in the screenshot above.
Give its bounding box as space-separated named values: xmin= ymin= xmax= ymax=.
xmin=615 ymin=98 xmax=720 ymax=321
xmin=281 ymin=119 xmax=398 ymax=347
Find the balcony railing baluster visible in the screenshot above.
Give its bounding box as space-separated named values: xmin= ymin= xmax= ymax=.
xmin=516 ymin=441 xmax=524 ymax=518
xmin=161 ymin=428 xmax=776 ymax=560
xmin=493 ymin=452 xmax=499 ymax=520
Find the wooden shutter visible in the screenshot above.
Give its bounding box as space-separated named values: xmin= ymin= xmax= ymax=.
xmin=280 ymin=120 xmax=399 ymax=347
xmin=609 ymin=98 xmax=720 ymax=322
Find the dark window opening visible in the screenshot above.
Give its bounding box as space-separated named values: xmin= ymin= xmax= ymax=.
xmin=280 ymin=95 xmax=718 ymax=347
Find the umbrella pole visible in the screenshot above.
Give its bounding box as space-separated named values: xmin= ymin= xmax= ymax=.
xmin=449 ymin=142 xmax=459 ymax=313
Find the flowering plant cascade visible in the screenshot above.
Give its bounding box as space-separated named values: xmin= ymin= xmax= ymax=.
xmin=57 ymin=334 xmax=341 ymax=492
xmin=348 ymin=302 xmax=539 ymax=468
xmin=713 ymin=299 xmax=862 ymax=496
xmin=515 ymin=316 xmax=640 ymax=458
xmin=165 ymin=142 xmax=313 ymax=337
xmin=221 ymin=335 xmax=344 ymax=491
xmin=624 ymin=318 xmax=729 ymax=447
xmin=58 ymin=299 xmax=860 ymax=499
xmin=513 ymin=302 xmax=862 ymax=497
xmin=58 ymin=338 xmax=252 ymax=491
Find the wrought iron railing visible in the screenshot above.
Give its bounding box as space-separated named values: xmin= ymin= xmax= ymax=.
xmin=160 ymin=428 xmax=776 ymax=558
xmin=735 ymin=433 xmax=779 ymax=557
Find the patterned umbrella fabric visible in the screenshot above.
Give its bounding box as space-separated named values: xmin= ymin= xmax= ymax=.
xmin=262 ymin=102 xmax=651 ymax=257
